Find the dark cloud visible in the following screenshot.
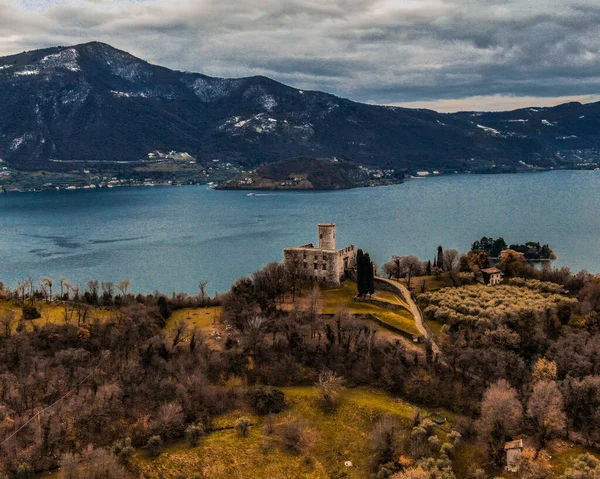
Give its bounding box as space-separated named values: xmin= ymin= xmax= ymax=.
xmin=3 ymin=0 xmax=600 ymax=111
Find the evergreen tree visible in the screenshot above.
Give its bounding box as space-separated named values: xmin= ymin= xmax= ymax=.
xmin=437 ymin=246 xmax=444 ymax=271
xmin=426 ymin=260 xmax=432 ymax=276
xmin=365 ymin=253 xmax=375 ymax=297
xmin=356 ymin=249 xmax=366 ymax=296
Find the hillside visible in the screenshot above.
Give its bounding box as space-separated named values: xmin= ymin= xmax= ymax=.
xmin=217 ymin=157 xmax=392 ymax=190
xmin=3 ymin=42 xmax=600 ymax=173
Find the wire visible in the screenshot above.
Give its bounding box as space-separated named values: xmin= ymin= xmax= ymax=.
xmin=0 ymin=351 xmax=109 ymax=447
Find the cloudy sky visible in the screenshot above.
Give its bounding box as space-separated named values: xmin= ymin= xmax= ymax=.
xmin=2 ymin=0 xmax=599 ymax=111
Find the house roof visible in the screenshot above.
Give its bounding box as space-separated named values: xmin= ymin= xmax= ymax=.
xmin=504 ymin=439 xmax=523 ymax=450
xmin=481 ymin=267 xmax=502 ymax=274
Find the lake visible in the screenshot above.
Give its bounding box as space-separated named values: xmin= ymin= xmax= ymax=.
xmin=1 ymin=170 xmax=600 ymax=295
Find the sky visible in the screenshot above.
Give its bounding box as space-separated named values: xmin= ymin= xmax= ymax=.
xmin=1 ymin=0 xmax=599 ymax=112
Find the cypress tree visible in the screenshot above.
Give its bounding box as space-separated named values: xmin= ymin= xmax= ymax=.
xmin=365 ymin=253 xmax=375 ymax=296
xmin=426 ymin=260 xmax=432 ymax=276
xmin=437 ymin=246 xmax=444 ymax=271
xmin=356 ymin=249 xmax=366 ymax=296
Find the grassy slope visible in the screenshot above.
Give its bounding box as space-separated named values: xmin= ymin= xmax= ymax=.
xmin=132 ymin=386 xmax=450 ymax=479
xmin=1 ymin=299 xmax=116 ymax=333
xmin=320 ymin=282 xmax=420 ymax=337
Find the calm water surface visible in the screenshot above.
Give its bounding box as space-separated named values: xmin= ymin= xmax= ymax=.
xmin=1 ymin=170 xmax=599 ymax=294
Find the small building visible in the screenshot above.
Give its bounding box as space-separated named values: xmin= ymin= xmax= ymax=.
xmin=481 ymin=267 xmax=503 ymax=286
xmin=283 ymin=223 xmax=356 ymax=286
xmin=504 ymin=439 xmax=524 ymax=473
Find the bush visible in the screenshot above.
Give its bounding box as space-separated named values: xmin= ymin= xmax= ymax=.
xmin=185 ymin=424 xmax=205 ymax=447
xmin=147 ymin=435 xmax=163 ymax=457
xmin=112 ymin=437 xmax=134 ymax=464
xmin=279 ymin=418 xmax=310 ymax=453
xmin=235 ymin=417 xmax=251 ymax=437
xmin=248 ymin=386 xmax=285 ymax=415
xmin=15 ymin=463 xmax=34 ymax=479
xmin=21 ymin=305 xmax=40 ymax=320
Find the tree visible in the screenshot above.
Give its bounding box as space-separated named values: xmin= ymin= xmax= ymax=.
xmin=475 ymin=379 xmax=523 ymax=465
xmin=442 ymin=249 xmax=460 ymax=271
xmin=116 ymin=279 xmax=131 ymax=298
xmin=40 ymin=277 xmax=53 ymax=303
xmin=527 ymin=380 xmax=566 ymax=447
xmin=87 ymin=280 xmax=99 ymax=304
xmin=316 ymin=370 xmax=344 ymax=411
xmin=0 ymin=308 xmax=16 ymax=337
xmin=357 ymin=249 xmax=374 ymax=297
xmin=531 ymin=358 xmax=557 ymax=383
xmin=491 ymin=237 xmax=508 ymax=257
xmin=157 ymin=296 xmax=171 ymax=321
xmin=398 ymin=255 xmax=422 ymax=289
xmin=248 ymin=386 xmax=285 ymax=415
xmin=198 ymin=279 xmax=209 ymax=305
xmin=437 ymin=246 xmax=444 ymax=271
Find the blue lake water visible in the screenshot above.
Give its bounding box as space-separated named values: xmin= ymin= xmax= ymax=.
xmin=1 ymin=170 xmax=600 ymax=295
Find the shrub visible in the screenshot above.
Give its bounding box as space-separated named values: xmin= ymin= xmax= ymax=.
xmin=316 ymin=370 xmax=344 ymax=412
xmin=112 ymin=437 xmax=134 ymax=464
xmin=21 ymin=305 xmax=40 ymax=320
xmin=185 ymin=424 xmax=205 ymax=447
xmin=15 ymin=463 xmax=34 ymax=479
xmin=248 ymin=385 xmax=285 ymax=415
xmin=147 ymin=435 xmax=163 ymax=457
xmin=235 ymin=417 xmax=251 ymax=437
xmin=279 ymin=418 xmax=311 ymax=453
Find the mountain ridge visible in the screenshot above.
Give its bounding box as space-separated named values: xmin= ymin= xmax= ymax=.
xmin=1 ymin=42 xmax=599 ymax=172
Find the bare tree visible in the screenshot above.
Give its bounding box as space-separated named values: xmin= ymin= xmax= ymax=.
xmin=316 ymin=370 xmax=344 ymax=411
xmin=87 ymin=279 xmax=99 ymax=304
xmin=476 ymin=379 xmax=523 ymax=464
xmin=60 ymin=276 xmax=69 ymax=300
xmin=198 ymin=280 xmax=209 ymax=305
xmin=398 ymin=255 xmax=422 ymax=289
xmin=305 ymin=286 xmax=322 ymax=339
xmin=40 ymin=277 xmax=53 ymax=303
xmin=527 ymin=380 xmax=566 ymax=448
xmin=443 ymin=249 xmax=460 ymax=271
xmin=0 ymin=309 xmax=16 ymax=337
xmin=116 ymin=280 xmax=131 ymax=298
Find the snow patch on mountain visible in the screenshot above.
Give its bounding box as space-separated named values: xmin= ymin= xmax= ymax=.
xmin=477 ymin=124 xmax=501 ymax=135
xmin=14 ymin=69 xmax=40 ymax=76
xmin=111 ymin=90 xmax=150 ymax=98
xmin=190 ymin=77 xmax=240 ymax=102
xmin=11 ymin=134 xmax=33 ymax=150
xmin=243 ymin=85 xmax=278 ymax=112
xmin=40 ymin=48 xmax=80 ymax=72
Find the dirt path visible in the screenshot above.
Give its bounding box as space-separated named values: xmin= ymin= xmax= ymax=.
xmin=375 ymin=277 xmax=441 ymax=355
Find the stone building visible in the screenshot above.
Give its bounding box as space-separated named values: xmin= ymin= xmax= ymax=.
xmin=481 ymin=267 xmax=504 ymax=286
xmin=504 ymin=439 xmax=523 ymax=473
xmin=283 ymin=223 xmax=356 ymax=286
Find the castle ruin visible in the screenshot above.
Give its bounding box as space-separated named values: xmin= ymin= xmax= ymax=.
xmin=283 ymin=223 xmax=356 ymax=286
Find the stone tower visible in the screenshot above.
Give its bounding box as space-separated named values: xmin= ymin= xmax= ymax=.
xmin=318 ymin=223 xmax=336 ymax=250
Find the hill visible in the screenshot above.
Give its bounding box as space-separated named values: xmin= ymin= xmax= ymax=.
xmin=216 ymin=157 xmax=394 ymax=190
xmin=3 ymin=42 xmax=600 ymax=173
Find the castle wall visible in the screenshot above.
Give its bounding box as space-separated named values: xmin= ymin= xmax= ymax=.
xmin=283 ymin=223 xmax=355 ymax=286
xmin=284 ymin=244 xmax=355 ymax=286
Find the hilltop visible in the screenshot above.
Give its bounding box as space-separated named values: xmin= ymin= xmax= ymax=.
xmin=2 ymin=42 xmax=600 ymax=175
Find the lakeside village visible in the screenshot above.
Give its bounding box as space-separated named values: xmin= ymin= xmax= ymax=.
xmin=5 ymin=223 xmax=598 ymax=478
xmin=0 ymin=152 xmax=404 ymax=193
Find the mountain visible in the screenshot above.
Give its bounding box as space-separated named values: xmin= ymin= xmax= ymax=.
xmin=0 ymin=42 xmax=598 ymax=172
